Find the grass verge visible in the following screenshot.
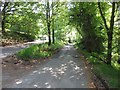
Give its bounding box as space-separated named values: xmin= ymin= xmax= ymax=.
xmin=76 ymin=46 xmax=120 ymax=88
xmin=16 ymin=41 xmax=64 ymax=61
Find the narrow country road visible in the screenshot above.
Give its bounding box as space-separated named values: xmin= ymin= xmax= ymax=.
xmin=2 ymin=44 xmax=92 ymax=88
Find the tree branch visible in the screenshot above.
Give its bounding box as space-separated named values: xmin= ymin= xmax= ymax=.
xmin=98 ymin=2 xmax=109 ymax=31
xmin=2 ymin=2 xmax=9 ymax=13
xmin=109 ymin=2 xmax=116 ymax=31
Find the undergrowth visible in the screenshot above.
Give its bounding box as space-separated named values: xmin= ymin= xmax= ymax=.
xmin=75 ymin=44 xmax=120 ymax=88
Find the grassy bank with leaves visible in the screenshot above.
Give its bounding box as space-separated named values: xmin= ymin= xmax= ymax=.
xmin=17 ymin=42 xmax=64 ymax=61
xmin=75 ymin=45 xmax=119 ymax=88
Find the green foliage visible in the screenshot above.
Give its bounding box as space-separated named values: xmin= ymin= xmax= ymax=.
xmin=4 ymin=2 xmax=41 ymax=41
xmin=70 ymin=2 xmax=119 ymax=66
xmin=76 ymin=47 xmax=119 ymax=88
xmin=28 ymin=2 xmax=70 ymax=44
xmin=74 ymin=2 xmax=119 ymax=87
xmin=17 ymin=42 xmax=64 ymax=61
xmin=112 ymin=27 xmax=120 ymax=67
xmin=1 ymin=1 xmax=119 ymax=88
xmin=94 ymin=63 xmax=119 ymax=88
xmin=69 ymin=2 xmax=104 ymax=53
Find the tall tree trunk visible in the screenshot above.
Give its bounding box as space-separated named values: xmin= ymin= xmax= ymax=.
xmin=52 ymin=2 xmax=55 ymax=44
xmin=48 ymin=22 xmax=51 ymax=46
xmin=98 ymin=2 xmax=116 ymax=65
xmin=106 ymin=32 xmax=113 ymax=64
xmin=46 ymin=1 xmax=51 ymax=46
xmin=2 ymin=2 xmax=9 ymax=34
xmin=2 ymin=13 xmax=5 ymax=34
xmin=52 ymin=18 xmax=55 ymax=44
xmin=106 ymin=2 xmax=115 ymax=64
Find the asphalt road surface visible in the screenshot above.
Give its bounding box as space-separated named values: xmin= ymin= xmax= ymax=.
xmin=2 ymin=44 xmax=91 ymax=88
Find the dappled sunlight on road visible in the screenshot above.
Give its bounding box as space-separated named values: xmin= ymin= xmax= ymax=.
xmin=3 ymin=45 xmax=89 ymax=88
xmin=15 ymin=79 xmax=23 ymax=85
xmin=13 ymin=60 xmax=86 ymax=88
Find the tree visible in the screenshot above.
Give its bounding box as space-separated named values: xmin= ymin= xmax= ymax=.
xmin=52 ymin=2 xmax=55 ymax=44
xmin=69 ymin=2 xmax=104 ymax=53
xmin=1 ymin=2 xmax=20 ymax=34
xmin=1 ymin=2 xmax=41 ymax=41
xmin=98 ymin=2 xmax=116 ymax=65
xmin=46 ymin=1 xmax=51 ymax=46
xmin=38 ymin=2 xmax=71 ymax=44
xmin=1 ymin=2 xmax=9 ymax=33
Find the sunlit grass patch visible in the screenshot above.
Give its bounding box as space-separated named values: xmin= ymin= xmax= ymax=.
xmin=17 ymin=42 xmax=64 ymax=61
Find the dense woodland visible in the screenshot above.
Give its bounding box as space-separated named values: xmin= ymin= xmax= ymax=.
xmin=1 ymin=1 xmax=120 ymax=88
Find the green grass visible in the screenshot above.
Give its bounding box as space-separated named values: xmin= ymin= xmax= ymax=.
xmin=93 ymin=63 xmax=119 ymax=88
xmin=17 ymin=42 xmax=64 ymax=61
xmin=75 ymin=45 xmax=120 ymax=88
